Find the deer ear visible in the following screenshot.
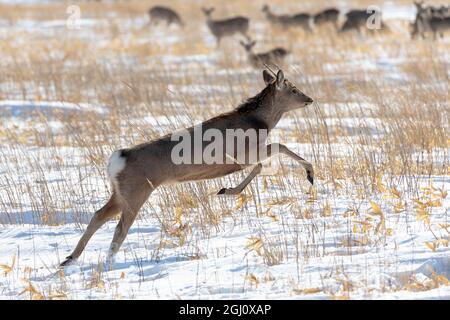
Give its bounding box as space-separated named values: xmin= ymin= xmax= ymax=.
xmin=263 ymin=70 xmax=275 ymax=85
xmin=276 ymin=70 xmax=285 ymax=87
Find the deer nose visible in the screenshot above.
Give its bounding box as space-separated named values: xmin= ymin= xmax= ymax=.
xmin=306 ymin=97 xmax=313 ymax=104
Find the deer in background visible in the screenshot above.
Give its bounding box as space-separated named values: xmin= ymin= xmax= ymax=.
xmin=412 ymin=1 xmax=427 ymax=38
xmin=411 ymin=1 xmax=450 ymax=39
xmin=290 ymin=12 xmax=313 ymax=32
xmin=202 ymin=7 xmax=250 ymax=47
xmin=313 ymin=8 xmax=340 ymax=30
xmin=60 ymin=69 xmax=314 ymax=267
xmin=340 ymin=9 xmax=388 ymax=34
xmin=340 ymin=10 xmax=370 ymax=33
xmin=262 ymin=5 xmax=312 ymax=33
xmin=148 ymin=6 xmax=184 ymax=27
xmin=239 ymin=39 xmax=289 ymax=68
xmin=427 ymin=14 xmax=450 ymax=38
xmin=262 ymin=4 xmax=293 ymax=26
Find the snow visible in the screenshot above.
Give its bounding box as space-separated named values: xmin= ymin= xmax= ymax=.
xmin=0 ymin=156 xmax=448 ymax=299
xmin=0 ymin=100 xmax=109 ymax=117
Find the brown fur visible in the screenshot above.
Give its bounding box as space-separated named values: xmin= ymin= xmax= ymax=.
xmin=60 ymin=70 xmax=314 ymax=267
xmin=239 ymin=39 xmax=289 ymax=68
xmin=202 ymin=7 xmax=250 ymax=47
xmin=149 ymin=6 xmax=184 ymax=27
xmin=262 ymin=5 xmax=312 ymax=32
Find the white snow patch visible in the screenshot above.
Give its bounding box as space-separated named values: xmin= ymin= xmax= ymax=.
xmin=0 ymin=100 xmax=109 ymax=117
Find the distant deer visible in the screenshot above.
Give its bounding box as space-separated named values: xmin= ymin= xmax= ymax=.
xmin=313 ymin=8 xmax=340 ymax=30
xmin=430 ymin=5 xmax=450 ymax=18
xmin=411 ymin=1 xmax=450 ymax=39
xmin=340 ymin=9 xmax=387 ymax=34
xmin=261 ymin=4 xmax=292 ymax=26
xmin=239 ymin=39 xmax=289 ymax=68
xmin=411 ymin=1 xmax=427 ymax=38
xmin=60 ymin=69 xmax=314 ymax=267
xmin=290 ymin=13 xmax=313 ymax=32
xmin=201 ymin=7 xmax=250 ymax=47
xmin=148 ymin=6 xmax=184 ymax=27
xmin=340 ymin=10 xmax=369 ymax=33
xmin=262 ymin=5 xmax=312 ymax=32
xmin=427 ymin=15 xmax=450 ymax=38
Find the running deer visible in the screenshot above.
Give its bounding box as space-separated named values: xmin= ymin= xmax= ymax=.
xmin=60 ymin=69 xmax=314 ymax=267
xmin=148 ymin=6 xmax=184 ymax=27
xmin=262 ymin=5 xmax=312 ymax=32
xmin=239 ymin=39 xmax=289 ymax=68
xmin=201 ymin=7 xmax=250 ymax=47
xmin=313 ymin=8 xmax=340 ymax=30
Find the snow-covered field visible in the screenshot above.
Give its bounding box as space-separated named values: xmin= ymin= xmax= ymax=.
xmin=1 ymin=176 xmax=449 ymax=299
xmin=0 ymin=0 xmax=449 ymax=300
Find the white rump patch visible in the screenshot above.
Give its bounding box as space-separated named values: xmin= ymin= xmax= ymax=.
xmin=107 ymin=150 xmax=126 ymax=182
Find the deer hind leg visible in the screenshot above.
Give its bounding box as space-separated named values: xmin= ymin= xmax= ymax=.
xmin=60 ymin=193 xmax=121 ymax=266
xmin=107 ymin=184 xmax=153 ymax=261
xmin=217 ymin=163 xmax=262 ymax=195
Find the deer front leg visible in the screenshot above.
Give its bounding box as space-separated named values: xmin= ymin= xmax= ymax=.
xmin=217 ymin=163 xmax=262 ymax=195
xmin=267 ymin=143 xmax=314 ymax=185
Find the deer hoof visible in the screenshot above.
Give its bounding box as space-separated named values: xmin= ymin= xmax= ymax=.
xmin=307 ymin=174 xmax=314 ymax=185
xmin=60 ymin=256 xmax=74 ymax=267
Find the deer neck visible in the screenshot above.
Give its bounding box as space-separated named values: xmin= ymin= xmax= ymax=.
xmin=243 ymin=86 xmax=284 ymax=131
xmin=258 ymin=101 xmax=284 ymax=130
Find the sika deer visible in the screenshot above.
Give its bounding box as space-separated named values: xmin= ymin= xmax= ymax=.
xmin=411 ymin=1 xmax=450 ymax=39
xmin=202 ymin=7 xmax=250 ymax=47
xmin=290 ymin=13 xmax=313 ymax=32
xmin=340 ymin=9 xmax=387 ymax=34
xmin=411 ymin=1 xmax=427 ymax=38
xmin=428 ymin=15 xmax=450 ymax=38
xmin=430 ymin=5 xmax=450 ymax=18
xmin=60 ymin=69 xmax=314 ymax=267
xmin=261 ymin=5 xmax=292 ymax=26
xmin=313 ymin=8 xmax=340 ymax=30
xmin=340 ymin=10 xmax=371 ymax=33
xmin=239 ymin=39 xmax=289 ymax=68
xmin=262 ymin=5 xmax=312 ymax=32
xmin=148 ymin=6 xmax=184 ymax=27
